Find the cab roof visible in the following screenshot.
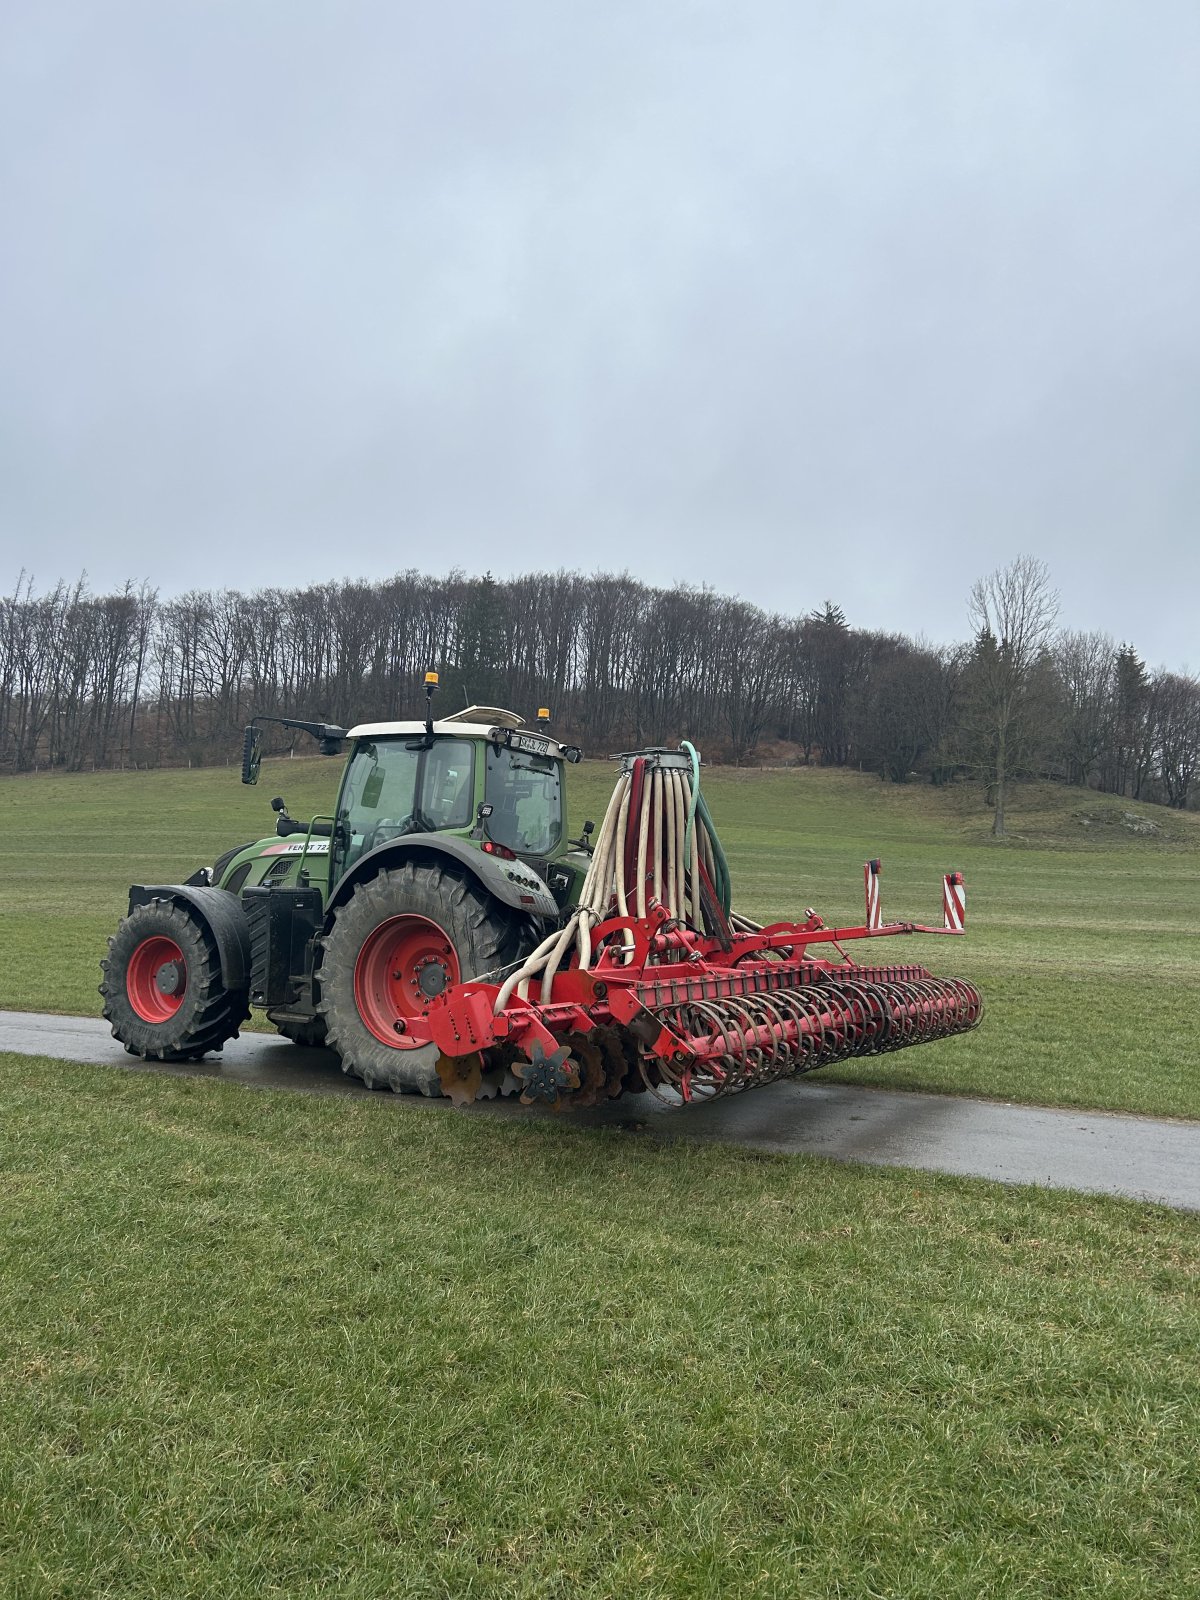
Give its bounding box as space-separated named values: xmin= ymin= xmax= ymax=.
xmin=345 ymin=720 xmax=571 ymax=761
xmin=346 ymin=720 xmax=499 ymax=740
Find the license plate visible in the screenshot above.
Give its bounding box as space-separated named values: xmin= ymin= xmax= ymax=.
xmin=511 ymin=733 xmax=550 ymax=755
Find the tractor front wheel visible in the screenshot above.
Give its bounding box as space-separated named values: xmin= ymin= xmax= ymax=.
xmin=100 ymin=898 xmax=249 ymax=1061
xmin=318 ymin=861 xmax=532 ymax=1095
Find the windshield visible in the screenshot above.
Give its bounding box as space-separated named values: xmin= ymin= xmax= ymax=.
xmin=337 ymin=737 xmax=476 ymax=872
xmin=485 ymin=744 xmax=563 ymax=856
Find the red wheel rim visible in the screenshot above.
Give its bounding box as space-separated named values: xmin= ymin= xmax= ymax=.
xmin=126 ymin=935 xmax=187 ymax=1023
xmin=353 ymin=915 xmax=460 ymax=1049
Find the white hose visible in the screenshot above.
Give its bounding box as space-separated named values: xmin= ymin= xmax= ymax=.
xmin=664 ymin=768 xmax=678 ymax=917
xmin=635 ymin=771 xmax=651 ymax=920
xmin=491 ymin=754 xmax=727 ymax=1014
xmin=614 ymin=778 xmax=631 ymax=920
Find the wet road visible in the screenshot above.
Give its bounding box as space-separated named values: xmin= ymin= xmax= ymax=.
xmin=4 ymin=1009 xmax=1199 ymax=1211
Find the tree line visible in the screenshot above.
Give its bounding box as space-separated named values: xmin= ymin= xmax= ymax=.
xmin=1 ymin=563 xmax=1197 ymax=822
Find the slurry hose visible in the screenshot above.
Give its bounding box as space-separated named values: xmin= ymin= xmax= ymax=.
xmin=493 ymin=747 xmax=731 ymax=1011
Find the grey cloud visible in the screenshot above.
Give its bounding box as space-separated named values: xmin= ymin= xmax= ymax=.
xmin=2 ymin=1 xmax=1198 ymax=667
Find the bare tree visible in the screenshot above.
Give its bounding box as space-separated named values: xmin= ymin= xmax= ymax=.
xmin=1053 ymin=629 xmax=1116 ymax=788
xmin=965 ymin=556 xmax=1060 ymax=836
xmin=859 ymin=635 xmax=952 ymax=783
xmin=1151 ymin=671 xmax=1200 ymax=809
xmin=1098 ymin=644 xmax=1154 ymax=798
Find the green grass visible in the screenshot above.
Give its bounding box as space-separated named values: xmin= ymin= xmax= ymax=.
xmin=2 ymin=757 xmax=1199 ymax=1118
xmin=4 ymin=1054 xmax=1200 ymax=1599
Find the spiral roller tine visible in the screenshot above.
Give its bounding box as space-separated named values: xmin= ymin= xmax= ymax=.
xmin=772 ymin=988 xmax=818 ymax=1076
xmin=858 ymin=984 xmax=889 ymax=1055
xmin=797 ymin=987 xmax=835 ymax=1069
xmin=881 ymin=982 xmax=916 ymax=1049
xmin=842 ymin=982 xmax=882 ymax=1054
xmin=926 ymin=978 xmax=957 ymax=1038
xmin=900 ymin=980 xmax=930 ymax=1044
xmin=937 ymin=979 xmax=962 ymax=1037
xmin=933 ymin=978 xmax=962 ymax=1037
xmin=828 ymin=991 xmax=861 ymax=1063
xmin=792 ymin=987 xmax=832 ymax=1067
xmin=827 ymin=985 xmax=861 ymax=1056
xmin=907 ymin=980 xmax=938 ymax=1040
xmin=828 ymin=981 xmax=873 ymax=1058
xmin=696 ymin=999 xmax=744 ymax=1094
xmin=919 ymin=983 xmax=945 ymax=1040
xmin=951 ymin=978 xmax=976 ymax=1029
xmin=860 ymin=982 xmax=897 ymax=1054
xmin=671 ymin=999 xmax=741 ymax=1097
xmin=844 ymin=987 xmax=872 ymax=1056
xmin=678 ymin=1003 xmax=724 ymax=1096
xmin=721 ymin=997 xmax=765 ymax=1089
xmin=743 ymin=992 xmax=789 ymax=1081
xmin=816 ymin=988 xmax=852 ymax=1066
xmin=949 ymin=977 xmax=983 ymax=1031
xmin=756 ymin=986 xmax=798 ymax=1074
xmin=637 ymin=1053 xmax=675 ymax=1103
xmin=869 ymin=982 xmax=896 ymax=1049
xmin=721 ymin=995 xmax=766 ymax=1082
xmin=902 ymin=980 xmax=928 ymax=1043
xmin=687 ymin=999 xmax=740 ymax=1095
xmin=636 ymin=962 xmax=983 ymax=1101
xmin=855 ymin=982 xmax=891 ymax=1055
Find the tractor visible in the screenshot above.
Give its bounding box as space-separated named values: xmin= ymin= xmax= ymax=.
xmin=101 ymin=676 xmax=590 ymax=1096
xmin=102 ymin=675 xmax=982 ymax=1108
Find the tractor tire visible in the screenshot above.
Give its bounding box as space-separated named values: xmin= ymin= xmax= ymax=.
xmin=317 ymin=860 xmax=534 ymax=1095
xmin=267 ymin=1012 xmax=328 ymax=1048
xmin=100 ymin=897 xmax=249 ymax=1062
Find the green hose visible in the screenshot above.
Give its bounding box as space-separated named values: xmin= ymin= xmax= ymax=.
xmin=680 ymin=740 xmax=732 ymax=915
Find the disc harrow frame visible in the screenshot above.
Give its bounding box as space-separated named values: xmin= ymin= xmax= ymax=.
xmin=427 ymin=862 xmax=982 ymax=1108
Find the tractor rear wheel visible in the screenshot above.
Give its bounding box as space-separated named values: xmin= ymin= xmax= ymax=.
xmin=317 ymin=861 xmax=533 ymax=1095
xmin=100 ymin=898 xmax=249 ymax=1061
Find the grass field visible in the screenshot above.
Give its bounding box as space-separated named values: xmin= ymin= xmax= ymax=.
xmin=4 ymin=1053 xmax=1200 ymax=1599
xmin=3 ymin=755 xmax=1198 ymax=1119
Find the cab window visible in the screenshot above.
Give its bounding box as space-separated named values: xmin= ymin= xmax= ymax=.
xmin=337 ymin=738 xmax=475 ymax=872
xmin=485 ymin=745 xmax=563 ymax=856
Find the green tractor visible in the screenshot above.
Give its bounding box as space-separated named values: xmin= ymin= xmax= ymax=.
xmin=100 ymin=677 xmax=592 ymax=1096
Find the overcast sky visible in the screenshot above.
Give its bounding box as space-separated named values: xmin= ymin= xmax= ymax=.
xmin=3 ymin=2 xmax=1198 ymax=666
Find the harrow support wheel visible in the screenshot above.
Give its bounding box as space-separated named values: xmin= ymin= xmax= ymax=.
xmin=100 ymin=898 xmax=249 ymax=1062
xmin=317 ymin=861 xmax=535 ymax=1097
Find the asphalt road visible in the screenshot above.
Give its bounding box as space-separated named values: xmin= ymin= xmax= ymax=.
xmin=4 ymin=1009 xmax=1199 ymax=1211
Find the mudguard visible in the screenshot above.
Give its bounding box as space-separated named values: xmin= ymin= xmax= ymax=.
xmin=127 ymin=884 xmax=252 ymax=989
xmin=327 ymin=834 xmax=559 ymax=922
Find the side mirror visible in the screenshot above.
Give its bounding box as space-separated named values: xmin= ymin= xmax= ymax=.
xmin=569 ymin=818 xmax=596 ymax=854
xmin=241 ymin=725 xmax=262 ymax=785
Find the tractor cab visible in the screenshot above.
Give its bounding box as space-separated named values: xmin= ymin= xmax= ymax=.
xmin=333 ymin=708 xmax=574 ymax=881
xmin=228 ymin=689 xmax=587 ymax=912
